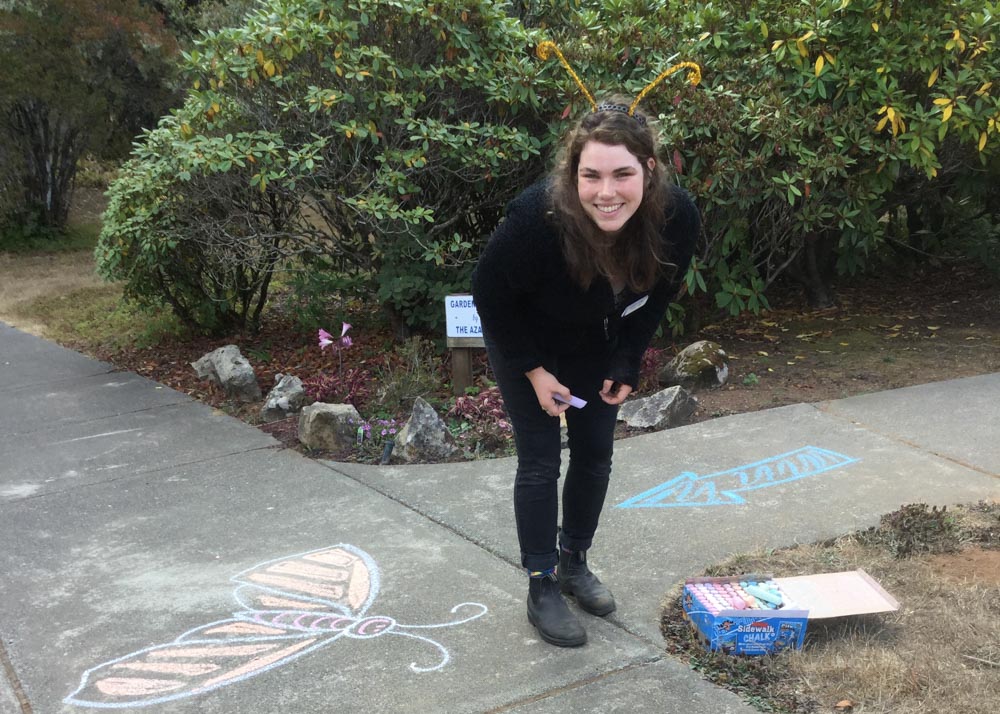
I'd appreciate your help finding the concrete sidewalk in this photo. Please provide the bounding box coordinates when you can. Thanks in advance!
[2,322,997,713]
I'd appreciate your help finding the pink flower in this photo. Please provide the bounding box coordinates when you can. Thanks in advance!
[319,323,352,351]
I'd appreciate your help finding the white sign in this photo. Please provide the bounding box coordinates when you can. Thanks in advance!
[444,294,482,338]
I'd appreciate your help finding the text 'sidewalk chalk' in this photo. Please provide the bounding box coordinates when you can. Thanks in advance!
[617,446,860,508]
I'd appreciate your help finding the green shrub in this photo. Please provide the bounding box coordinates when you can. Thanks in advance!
[98,0,553,333]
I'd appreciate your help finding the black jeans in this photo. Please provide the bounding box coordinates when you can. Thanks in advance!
[485,336,619,572]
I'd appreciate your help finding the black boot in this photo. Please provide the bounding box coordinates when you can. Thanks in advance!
[558,548,616,616]
[527,572,587,647]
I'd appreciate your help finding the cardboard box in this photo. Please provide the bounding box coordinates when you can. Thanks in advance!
[682,569,899,655]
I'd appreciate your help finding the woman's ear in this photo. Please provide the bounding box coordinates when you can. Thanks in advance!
[647,158,656,172]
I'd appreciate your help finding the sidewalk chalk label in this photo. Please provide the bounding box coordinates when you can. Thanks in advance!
[445,294,482,338]
[65,544,488,708]
[616,446,859,509]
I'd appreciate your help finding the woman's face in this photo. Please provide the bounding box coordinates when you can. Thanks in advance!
[576,140,654,235]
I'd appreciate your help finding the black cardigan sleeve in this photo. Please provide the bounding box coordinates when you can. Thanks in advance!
[607,187,700,388]
[471,186,549,376]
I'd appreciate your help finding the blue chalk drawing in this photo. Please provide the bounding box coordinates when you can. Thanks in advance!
[616,446,859,508]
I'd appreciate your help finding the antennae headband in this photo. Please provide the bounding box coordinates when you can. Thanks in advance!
[536,41,701,122]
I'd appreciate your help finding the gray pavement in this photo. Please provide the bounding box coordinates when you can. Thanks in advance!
[1,323,997,713]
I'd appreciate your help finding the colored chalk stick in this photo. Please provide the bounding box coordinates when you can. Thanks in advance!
[744,584,783,606]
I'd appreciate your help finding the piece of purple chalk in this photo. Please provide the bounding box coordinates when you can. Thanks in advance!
[553,394,587,408]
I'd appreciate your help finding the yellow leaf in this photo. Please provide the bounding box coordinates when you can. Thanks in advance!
[799,30,815,42]
[699,31,711,41]
[263,60,276,77]
[335,65,343,77]
[976,81,993,95]
[193,79,200,90]
[979,132,988,151]
[771,39,784,51]
[933,97,952,106]
[796,39,807,57]
[943,105,953,122]
[256,49,264,66]
[757,351,769,357]
[815,55,825,76]
[872,22,879,32]
[886,107,896,120]
[345,129,353,139]
[761,22,768,39]
[211,102,220,113]
[928,67,939,87]
[927,326,940,330]
[823,51,836,65]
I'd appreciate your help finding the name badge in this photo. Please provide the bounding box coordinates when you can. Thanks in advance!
[621,295,649,317]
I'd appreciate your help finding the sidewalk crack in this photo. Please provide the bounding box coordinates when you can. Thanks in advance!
[0,636,33,714]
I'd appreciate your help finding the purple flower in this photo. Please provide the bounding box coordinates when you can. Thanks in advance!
[318,328,334,349]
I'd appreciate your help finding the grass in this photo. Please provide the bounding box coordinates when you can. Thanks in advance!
[0,221,188,350]
[660,502,1000,713]
[0,221,101,254]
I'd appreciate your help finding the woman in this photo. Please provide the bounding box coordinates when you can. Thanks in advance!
[471,100,700,647]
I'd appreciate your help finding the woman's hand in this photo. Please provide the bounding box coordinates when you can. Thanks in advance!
[525,367,571,417]
[599,379,632,405]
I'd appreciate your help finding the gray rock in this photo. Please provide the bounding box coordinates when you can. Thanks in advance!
[618,386,697,429]
[659,340,729,388]
[191,345,262,402]
[397,397,458,462]
[261,373,308,422]
[298,402,362,451]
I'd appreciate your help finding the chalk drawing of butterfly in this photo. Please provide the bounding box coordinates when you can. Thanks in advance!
[65,544,488,709]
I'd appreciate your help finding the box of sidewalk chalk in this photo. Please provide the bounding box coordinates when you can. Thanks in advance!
[682,569,899,656]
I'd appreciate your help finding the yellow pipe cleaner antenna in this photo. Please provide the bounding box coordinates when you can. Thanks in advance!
[536,41,597,112]
[629,62,702,116]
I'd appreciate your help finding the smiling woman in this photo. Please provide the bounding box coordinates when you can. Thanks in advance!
[471,94,701,647]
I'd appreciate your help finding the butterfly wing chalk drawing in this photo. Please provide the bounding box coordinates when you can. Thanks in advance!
[65,544,488,709]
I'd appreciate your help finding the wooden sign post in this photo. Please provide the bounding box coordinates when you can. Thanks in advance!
[444,295,485,396]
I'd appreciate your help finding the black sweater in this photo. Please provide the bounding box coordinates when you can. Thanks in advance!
[471,180,700,388]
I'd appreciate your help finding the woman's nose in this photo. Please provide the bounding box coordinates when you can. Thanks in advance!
[598,178,615,197]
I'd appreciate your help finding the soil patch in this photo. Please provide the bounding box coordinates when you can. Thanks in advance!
[928,547,1000,585]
